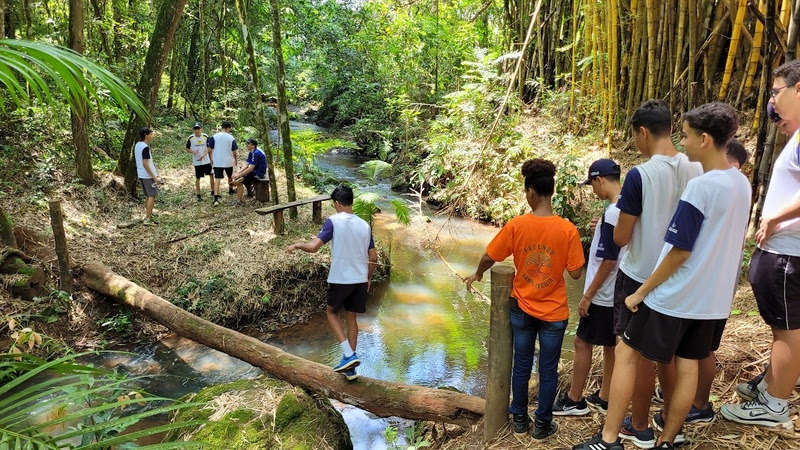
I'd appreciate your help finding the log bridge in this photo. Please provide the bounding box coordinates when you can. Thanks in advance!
[255,194,329,234]
[81,261,485,426]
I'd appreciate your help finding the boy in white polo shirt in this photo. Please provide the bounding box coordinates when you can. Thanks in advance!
[721,59,800,430]
[286,185,378,381]
[553,159,625,417]
[208,120,238,206]
[574,102,751,450]
[611,100,703,448]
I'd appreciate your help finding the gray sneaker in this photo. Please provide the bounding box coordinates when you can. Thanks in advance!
[720,395,792,429]
[735,375,764,402]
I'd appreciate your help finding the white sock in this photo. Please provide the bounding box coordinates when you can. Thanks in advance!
[760,389,788,413]
[757,377,768,393]
[340,340,354,358]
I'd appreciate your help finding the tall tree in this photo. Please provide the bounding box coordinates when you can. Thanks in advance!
[269,0,296,217]
[234,0,278,204]
[69,0,94,185]
[117,0,188,195]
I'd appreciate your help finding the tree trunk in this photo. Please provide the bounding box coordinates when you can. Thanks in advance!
[81,261,485,426]
[268,0,296,217]
[0,207,17,248]
[70,0,94,186]
[117,0,188,196]
[234,0,279,205]
[0,0,5,37]
[48,200,73,294]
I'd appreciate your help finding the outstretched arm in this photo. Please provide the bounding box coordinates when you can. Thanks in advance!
[465,252,496,291]
[287,237,324,254]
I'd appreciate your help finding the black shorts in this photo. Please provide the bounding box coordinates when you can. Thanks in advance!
[242,174,257,188]
[750,248,800,330]
[622,302,727,364]
[213,166,233,179]
[139,178,159,198]
[194,164,212,178]
[613,270,643,336]
[576,303,617,347]
[327,283,368,313]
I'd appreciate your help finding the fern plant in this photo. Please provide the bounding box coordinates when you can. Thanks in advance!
[0,352,204,449]
[352,192,411,227]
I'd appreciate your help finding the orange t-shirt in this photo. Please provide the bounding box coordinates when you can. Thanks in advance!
[486,214,585,321]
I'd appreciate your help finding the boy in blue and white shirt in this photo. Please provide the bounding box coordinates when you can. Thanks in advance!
[185,122,213,202]
[231,137,268,205]
[553,159,625,417]
[574,103,750,450]
[286,185,378,381]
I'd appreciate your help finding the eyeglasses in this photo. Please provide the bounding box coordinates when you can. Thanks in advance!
[771,85,789,99]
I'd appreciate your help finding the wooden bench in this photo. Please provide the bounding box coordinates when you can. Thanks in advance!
[255,194,330,234]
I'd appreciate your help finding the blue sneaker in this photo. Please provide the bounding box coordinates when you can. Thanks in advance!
[333,353,360,372]
[686,403,715,424]
[651,411,686,445]
[618,416,656,449]
[344,368,358,381]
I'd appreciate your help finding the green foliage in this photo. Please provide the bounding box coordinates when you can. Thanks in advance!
[97,312,133,334]
[360,160,393,181]
[0,352,204,449]
[0,40,146,119]
[384,422,431,450]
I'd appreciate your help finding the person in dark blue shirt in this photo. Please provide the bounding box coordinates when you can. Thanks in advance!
[231,137,268,205]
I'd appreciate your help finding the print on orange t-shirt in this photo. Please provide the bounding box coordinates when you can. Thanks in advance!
[486,214,585,322]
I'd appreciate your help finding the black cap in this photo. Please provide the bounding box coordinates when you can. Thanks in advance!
[192,122,202,129]
[767,103,782,122]
[581,158,621,185]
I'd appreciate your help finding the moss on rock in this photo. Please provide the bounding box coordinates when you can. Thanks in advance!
[168,376,352,449]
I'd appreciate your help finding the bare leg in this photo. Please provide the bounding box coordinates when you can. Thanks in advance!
[195,177,201,194]
[208,174,215,192]
[144,197,155,219]
[213,178,221,196]
[601,341,641,443]
[694,352,716,410]
[236,182,244,202]
[345,311,359,352]
[569,336,592,401]
[600,345,616,400]
[326,306,347,343]
[631,358,656,430]
[766,328,800,399]
[659,357,697,444]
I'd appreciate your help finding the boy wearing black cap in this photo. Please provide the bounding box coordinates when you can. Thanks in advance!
[231,137,268,205]
[553,159,625,417]
[185,122,213,202]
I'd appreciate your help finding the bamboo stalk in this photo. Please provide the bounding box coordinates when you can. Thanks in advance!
[745,0,766,94]
[569,0,579,122]
[688,0,697,107]
[672,0,687,111]
[719,0,749,100]
[626,0,642,114]
[646,0,658,98]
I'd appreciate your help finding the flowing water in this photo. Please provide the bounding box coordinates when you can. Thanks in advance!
[18,123,588,448]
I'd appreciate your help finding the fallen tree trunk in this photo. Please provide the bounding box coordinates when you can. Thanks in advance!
[81,261,485,426]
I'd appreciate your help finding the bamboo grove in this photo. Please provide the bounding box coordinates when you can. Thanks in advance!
[506,0,797,136]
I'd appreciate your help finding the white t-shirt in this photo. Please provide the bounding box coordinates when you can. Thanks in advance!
[208,132,238,168]
[317,212,375,284]
[760,131,800,256]
[584,203,626,307]
[186,134,210,166]
[134,141,157,179]
[644,168,751,320]
[617,153,703,282]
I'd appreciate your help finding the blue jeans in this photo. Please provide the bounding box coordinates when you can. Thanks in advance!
[508,302,568,424]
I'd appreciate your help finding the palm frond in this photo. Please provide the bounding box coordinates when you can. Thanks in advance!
[0,40,147,119]
[0,353,202,449]
[359,160,393,181]
[390,199,411,226]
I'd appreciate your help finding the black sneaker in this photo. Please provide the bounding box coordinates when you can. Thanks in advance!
[653,387,664,404]
[553,392,590,416]
[213,196,220,207]
[586,389,609,414]
[532,419,558,440]
[228,187,235,195]
[685,403,715,424]
[651,443,675,449]
[651,411,686,445]
[572,433,624,450]
[196,193,202,202]
[512,413,530,435]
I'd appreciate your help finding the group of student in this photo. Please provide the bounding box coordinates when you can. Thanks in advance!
[133,120,269,224]
[466,59,800,449]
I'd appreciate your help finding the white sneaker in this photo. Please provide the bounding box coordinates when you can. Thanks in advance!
[720,396,792,428]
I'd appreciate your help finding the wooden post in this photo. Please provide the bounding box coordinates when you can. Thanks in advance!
[312,200,322,224]
[484,265,515,443]
[48,200,73,294]
[273,210,285,234]
[255,179,270,203]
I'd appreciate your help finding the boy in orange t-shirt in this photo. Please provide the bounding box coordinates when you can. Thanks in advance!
[466,159,584,441]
